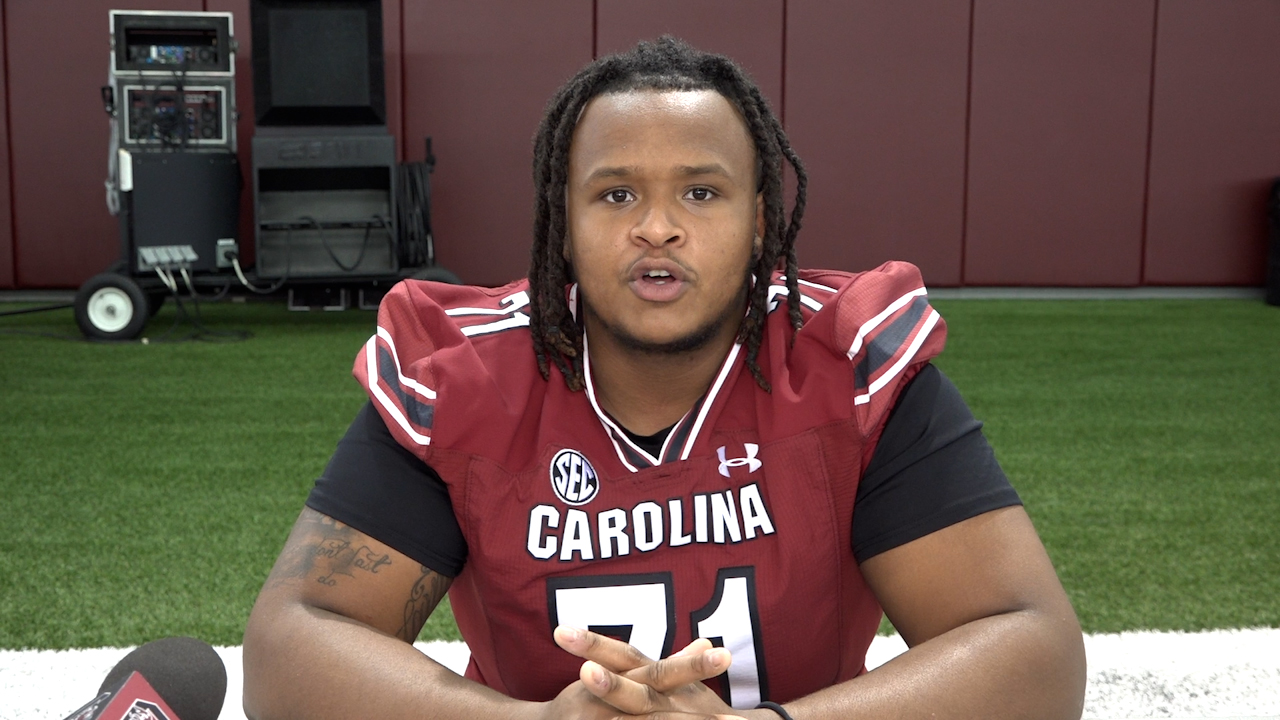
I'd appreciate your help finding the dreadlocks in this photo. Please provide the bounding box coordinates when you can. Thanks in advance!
[528,36,807,392]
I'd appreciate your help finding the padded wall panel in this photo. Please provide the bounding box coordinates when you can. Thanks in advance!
[596,0,783,112]
[401,1,592,286]
[0,4,13,288]
[1143,0,1280,286]
[7,0,202,287]
[964,0,1154,286]
[785,0,969,284]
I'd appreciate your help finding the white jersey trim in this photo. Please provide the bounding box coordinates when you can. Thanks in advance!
[853,308,940,406]
[846,287,929,360]
[582,331,741,472]
[679,342,741,461]
[367,330,433,446]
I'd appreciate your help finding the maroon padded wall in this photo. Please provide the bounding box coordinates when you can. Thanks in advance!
[0,3,13,289]
[785,0,970,285]
[400,1,592,287]
[1143,0,1280,286]
[6,0,202,288]
[2,1,1276,289]
[964,0,1155,286]
[596,0,784,112]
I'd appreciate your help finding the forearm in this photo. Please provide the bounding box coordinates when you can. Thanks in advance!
[242,600,539,720]
[779,608,1086,720]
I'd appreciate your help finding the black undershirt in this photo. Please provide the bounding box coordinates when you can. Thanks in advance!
[307,363,1021,577]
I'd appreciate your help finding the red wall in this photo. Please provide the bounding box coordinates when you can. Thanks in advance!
[597,0,784,112]
[3,1,1277,289]
[1143,0,1280,286]
[0,4,12,289]
[401,1,592,286]
[964,0,1155,286]
[786,0,970,286]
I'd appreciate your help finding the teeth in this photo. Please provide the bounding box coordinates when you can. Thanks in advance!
[646,270,671,278]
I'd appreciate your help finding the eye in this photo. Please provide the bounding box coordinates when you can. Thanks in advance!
[685,187,716,202]
[604,189,634,204]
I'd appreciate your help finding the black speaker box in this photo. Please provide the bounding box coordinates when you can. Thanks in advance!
[251,0,386,127]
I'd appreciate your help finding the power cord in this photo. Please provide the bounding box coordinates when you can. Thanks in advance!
[228,240,289,294]
[301,215,373,273]
[396,137,437,268]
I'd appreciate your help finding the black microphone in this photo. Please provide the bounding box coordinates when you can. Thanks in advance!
[61,637,227,720]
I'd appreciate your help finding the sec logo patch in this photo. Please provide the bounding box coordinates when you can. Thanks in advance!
[550,448,599,506]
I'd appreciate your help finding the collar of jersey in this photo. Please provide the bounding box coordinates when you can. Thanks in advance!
[572,284,742,472]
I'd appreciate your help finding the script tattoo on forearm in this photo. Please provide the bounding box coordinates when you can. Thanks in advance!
[398,565,451,642]
[265,508,393,590]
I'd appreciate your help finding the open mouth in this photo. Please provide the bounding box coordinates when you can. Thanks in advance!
[629,261,686,302]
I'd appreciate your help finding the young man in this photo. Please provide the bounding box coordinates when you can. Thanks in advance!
[243,38,1086,719]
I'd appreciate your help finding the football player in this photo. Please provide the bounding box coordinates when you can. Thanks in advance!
[244,38,1086,720]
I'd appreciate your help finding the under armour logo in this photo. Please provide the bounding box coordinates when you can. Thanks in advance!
[717,444,762,477]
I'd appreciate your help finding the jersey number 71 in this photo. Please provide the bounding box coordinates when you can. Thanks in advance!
[547,566,768,707]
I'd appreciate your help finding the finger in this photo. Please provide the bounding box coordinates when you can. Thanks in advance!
[670,637,714,658]
[580,659,668,715]
[640,707,747,712]
[554,625,654,672]
[628,647,732,694]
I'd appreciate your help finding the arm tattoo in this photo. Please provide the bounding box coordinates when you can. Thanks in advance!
[264,508,393,590]
[398,565,451,642]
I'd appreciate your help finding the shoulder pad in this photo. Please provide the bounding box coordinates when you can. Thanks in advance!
[825,262,947,430]
[352,279,534,452]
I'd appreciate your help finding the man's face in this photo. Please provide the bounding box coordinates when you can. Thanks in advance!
[565,89,763,354]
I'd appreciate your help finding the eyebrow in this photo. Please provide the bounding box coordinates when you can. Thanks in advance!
[583,163,732,183]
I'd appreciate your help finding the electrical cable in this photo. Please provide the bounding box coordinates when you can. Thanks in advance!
[395,138,436,269]
[373,213,395,266]
[232,255,287,294]
[154,266,178,293]
[0,303,74,318]
[179,266,231,301]
[230,223,290,294]
[302,215,371,273]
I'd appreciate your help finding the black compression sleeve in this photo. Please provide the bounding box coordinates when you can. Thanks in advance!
[852,364,1022,563]
[306,402,468,577]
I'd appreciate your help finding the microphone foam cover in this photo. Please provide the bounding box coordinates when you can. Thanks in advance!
[99,637,227,720]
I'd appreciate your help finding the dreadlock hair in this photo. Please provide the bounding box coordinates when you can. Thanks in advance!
[528,36,808,393]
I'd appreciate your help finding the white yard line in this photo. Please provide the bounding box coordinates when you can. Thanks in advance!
[2,630,1278,719]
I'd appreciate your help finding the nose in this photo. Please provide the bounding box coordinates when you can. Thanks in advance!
[631,199,685,248]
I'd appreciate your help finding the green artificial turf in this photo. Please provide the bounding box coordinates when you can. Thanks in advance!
[931,299,1280,634]
[1,297,1277,649]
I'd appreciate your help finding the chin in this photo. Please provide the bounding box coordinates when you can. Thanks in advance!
[611,320,725,356]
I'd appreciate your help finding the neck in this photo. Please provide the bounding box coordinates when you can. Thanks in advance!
[585,320,738,437]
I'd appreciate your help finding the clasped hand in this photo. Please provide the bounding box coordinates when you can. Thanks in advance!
[542,625,750,720]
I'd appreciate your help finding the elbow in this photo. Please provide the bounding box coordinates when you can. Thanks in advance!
[1026,603,1087,720]
[241,593,299,720]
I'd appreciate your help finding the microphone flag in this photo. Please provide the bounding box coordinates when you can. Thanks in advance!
[61,672,182,720]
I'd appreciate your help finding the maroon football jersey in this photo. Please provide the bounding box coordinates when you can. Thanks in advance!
[354,262,946,707]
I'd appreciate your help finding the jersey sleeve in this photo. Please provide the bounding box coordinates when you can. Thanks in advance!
[351,278,535,461]
[828,261,947,435]
[306,402,469,577]
[352,280,450,453]
[851,364,1023,562]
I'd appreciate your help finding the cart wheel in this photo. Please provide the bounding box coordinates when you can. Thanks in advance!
[146,290,168,317]
[74,273,149,341]
[411,265,462,285]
